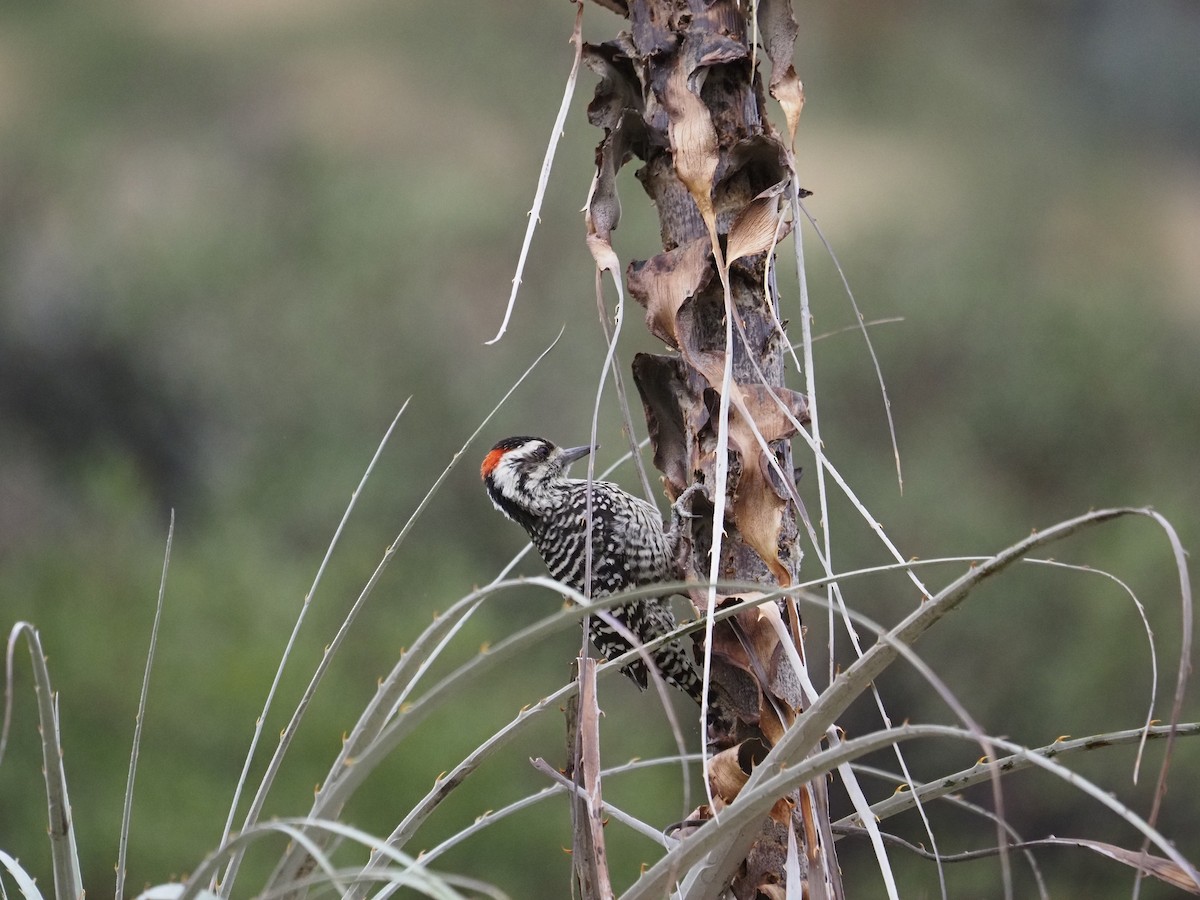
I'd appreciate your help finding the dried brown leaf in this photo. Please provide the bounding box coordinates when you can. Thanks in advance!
[703,592,802,736]
[705,630,768,725]
[758,698,788,747]
[709,739,770,808]
[752,603,804,716]
[685,347,727,397]
[704,595,771,721]
[661,60,718,226]
[631,353,711,497]
[586,232,621,275]
[726,181,793,265]
[627,237,713,348]
[771,68,805,148]
[768,795,795,827]
[709,744,751,807]
[726,386,809,584]
[736,600,800,732]
[584,117,631,252]
[737,599,785,666]
[690,28,749,71]
[583,38,649,258]
[740,384,810,443]
[730,469,789,582]
[756,0,805,146]
[715,135,790,199]
[582,38,642,133]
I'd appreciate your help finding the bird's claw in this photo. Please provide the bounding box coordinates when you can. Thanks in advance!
[673,482,710,519]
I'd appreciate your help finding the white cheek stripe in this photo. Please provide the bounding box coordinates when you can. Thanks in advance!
[491,463,523,499]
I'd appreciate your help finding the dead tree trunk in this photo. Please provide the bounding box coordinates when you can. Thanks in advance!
[584,1,830,896]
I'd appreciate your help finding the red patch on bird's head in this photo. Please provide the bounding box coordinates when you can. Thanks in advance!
[480,447,507,480]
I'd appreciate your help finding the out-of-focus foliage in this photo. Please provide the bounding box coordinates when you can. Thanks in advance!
[0,1,1196,898]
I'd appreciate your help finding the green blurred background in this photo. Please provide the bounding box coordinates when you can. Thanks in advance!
[1,0,1197,897]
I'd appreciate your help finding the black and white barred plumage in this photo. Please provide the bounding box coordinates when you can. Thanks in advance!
[481,436,702,702]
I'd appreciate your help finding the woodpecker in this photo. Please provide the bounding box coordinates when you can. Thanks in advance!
[481,436,703,703]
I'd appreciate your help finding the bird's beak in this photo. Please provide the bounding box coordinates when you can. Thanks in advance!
[559,444,594,466]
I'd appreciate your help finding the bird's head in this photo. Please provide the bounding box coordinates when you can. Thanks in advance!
[481,436,592,522]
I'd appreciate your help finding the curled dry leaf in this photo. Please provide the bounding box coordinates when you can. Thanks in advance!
[725,385,809,585]
[714,135,791,204]
[649,21,751,227]
[755,0,805,147]
[627,236,713,348]
[660,368,810,586]
[771,69,805,148]
[707,593,802,744]
[709,743,752,808]
[709,739,771,809]
[726,180,793,265]
[661,59,719,227]
[583,37,643,135]
[583,114,630,270]
[584,137,623,249]
[742,599,802,714]
[585,230,621,275]
[582,38,648,269]
[630,353,708,497]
